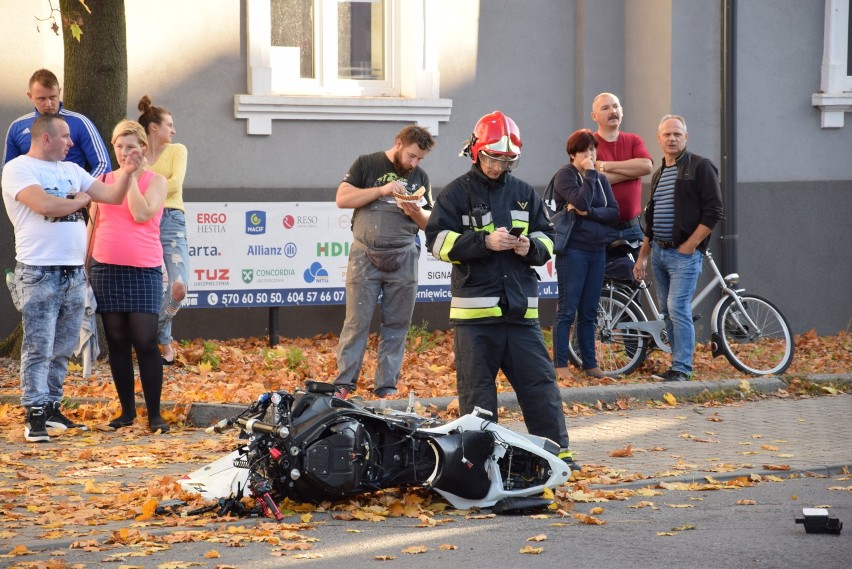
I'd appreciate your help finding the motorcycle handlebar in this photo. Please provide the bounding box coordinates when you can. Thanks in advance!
[205,418,233,434]
[205,416,290,439]
[237,417,290,438]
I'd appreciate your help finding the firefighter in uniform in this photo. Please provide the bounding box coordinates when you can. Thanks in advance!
[425,111,579,471]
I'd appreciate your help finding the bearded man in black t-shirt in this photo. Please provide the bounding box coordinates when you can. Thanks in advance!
[332,126,435,399]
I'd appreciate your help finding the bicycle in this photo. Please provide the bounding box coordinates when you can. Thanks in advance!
[567,240,795,376]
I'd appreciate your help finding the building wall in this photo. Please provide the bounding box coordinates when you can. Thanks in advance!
[1,0,849,342]
[734,0,852,334]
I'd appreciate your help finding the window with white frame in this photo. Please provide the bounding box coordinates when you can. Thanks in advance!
[813,0,852,128]
[236,0,452,135]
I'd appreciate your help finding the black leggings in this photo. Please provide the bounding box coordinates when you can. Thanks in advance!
[101,312,163,422]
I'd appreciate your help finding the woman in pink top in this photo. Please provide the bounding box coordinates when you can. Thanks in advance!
[90,120,168,433]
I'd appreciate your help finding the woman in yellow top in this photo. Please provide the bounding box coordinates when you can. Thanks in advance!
[137,95,188,365]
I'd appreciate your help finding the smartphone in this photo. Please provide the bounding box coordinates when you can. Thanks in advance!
[508,227,524,238]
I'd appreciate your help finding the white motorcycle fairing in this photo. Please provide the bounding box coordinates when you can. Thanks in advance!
[418,411,570,509]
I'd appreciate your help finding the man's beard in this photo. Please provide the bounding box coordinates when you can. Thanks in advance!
[392,150,413,176]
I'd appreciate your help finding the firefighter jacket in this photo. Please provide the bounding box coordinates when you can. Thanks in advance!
[425,165,555,324]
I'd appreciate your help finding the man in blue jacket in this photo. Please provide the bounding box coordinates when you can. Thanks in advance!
[4,69,111,176]
[633,114,724,382]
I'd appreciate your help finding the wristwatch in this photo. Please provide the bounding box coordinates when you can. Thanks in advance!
[598,162,606,173]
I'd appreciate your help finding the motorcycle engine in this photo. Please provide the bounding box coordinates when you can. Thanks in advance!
[295,418,372,498]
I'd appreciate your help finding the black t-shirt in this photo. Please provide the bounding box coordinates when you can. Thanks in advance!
[344,151,431,248]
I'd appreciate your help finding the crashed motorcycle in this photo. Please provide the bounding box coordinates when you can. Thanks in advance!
[179,381,571,519]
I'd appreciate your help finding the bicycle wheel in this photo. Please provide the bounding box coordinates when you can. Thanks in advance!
[715,294,794,375]
[568,290,649,376]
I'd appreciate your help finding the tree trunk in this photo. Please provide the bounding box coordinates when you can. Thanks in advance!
[0,323,23,359]
[60,0,128,165]
[0,2,127,360]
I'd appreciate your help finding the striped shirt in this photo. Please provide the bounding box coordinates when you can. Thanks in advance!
[652,164,677,242]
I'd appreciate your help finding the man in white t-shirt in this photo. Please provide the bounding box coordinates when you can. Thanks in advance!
[2,114,142,442]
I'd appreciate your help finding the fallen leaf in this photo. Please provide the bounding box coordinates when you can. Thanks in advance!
[527,534,547,542]
[4,545,33,556]
[609,444,634,458]
[519,545,543,554]
[439,544,458,550]
[402,545,428,554]
[374,555,397,560]
[573,513,605,525]
[663,392,677,406]
[629,501,659,510]
[762,464,791,471]
[736,500,757,505]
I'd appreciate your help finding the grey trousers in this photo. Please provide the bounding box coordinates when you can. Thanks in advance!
[334,244,419,393]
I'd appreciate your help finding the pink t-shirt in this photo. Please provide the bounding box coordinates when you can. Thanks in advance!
[594,131,653,221]
[91,170,163,267]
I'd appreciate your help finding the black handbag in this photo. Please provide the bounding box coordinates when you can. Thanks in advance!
[544,172,577,255]
[551,208,576,255]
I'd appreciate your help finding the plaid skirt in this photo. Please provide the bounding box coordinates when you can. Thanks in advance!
[89,261,162,314]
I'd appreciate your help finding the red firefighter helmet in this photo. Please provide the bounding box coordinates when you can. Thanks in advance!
[462,111,522,165]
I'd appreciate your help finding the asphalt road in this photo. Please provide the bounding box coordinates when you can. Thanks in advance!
[2,395,850,569]
[6,477,848,569]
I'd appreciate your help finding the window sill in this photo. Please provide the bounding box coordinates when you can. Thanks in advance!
[234,95,453,135]
[812,92,852,128]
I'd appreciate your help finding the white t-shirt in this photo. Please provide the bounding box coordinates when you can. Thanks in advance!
[2,155,95,265]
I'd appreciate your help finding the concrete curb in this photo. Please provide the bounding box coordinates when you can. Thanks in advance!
[185,374,850,427]
[1,374,849,428]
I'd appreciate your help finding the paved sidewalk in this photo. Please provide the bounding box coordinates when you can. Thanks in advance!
[181,375,852,484]
[562,394,852,484]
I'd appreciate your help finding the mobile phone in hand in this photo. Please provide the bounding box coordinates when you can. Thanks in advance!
[508,227,524,238]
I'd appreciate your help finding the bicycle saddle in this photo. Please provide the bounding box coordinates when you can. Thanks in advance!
[607,238,641,252]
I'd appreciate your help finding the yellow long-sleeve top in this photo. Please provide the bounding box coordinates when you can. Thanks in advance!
[149,143,187,211]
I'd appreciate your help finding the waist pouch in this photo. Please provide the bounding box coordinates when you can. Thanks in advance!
[366,245,410,272]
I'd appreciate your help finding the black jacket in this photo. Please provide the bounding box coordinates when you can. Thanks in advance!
[644,150,724,252]
[425,166,554,324]
[552,164,620,251]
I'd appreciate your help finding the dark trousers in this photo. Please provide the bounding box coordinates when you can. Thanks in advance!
[454,322,569,448]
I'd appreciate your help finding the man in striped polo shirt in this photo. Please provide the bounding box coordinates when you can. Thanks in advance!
[632,115,723,382]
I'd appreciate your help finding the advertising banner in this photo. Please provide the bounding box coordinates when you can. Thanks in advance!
[183,202,558,308]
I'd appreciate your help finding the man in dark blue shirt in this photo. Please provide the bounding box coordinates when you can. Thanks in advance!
[4,69,111,176]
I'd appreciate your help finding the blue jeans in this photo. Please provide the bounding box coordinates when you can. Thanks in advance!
[157,209,189,346]
[335,244,419,392]
[605,222,644,249]
[552,247,606,369]
[651,245,703,373]
[16,265,87,407]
